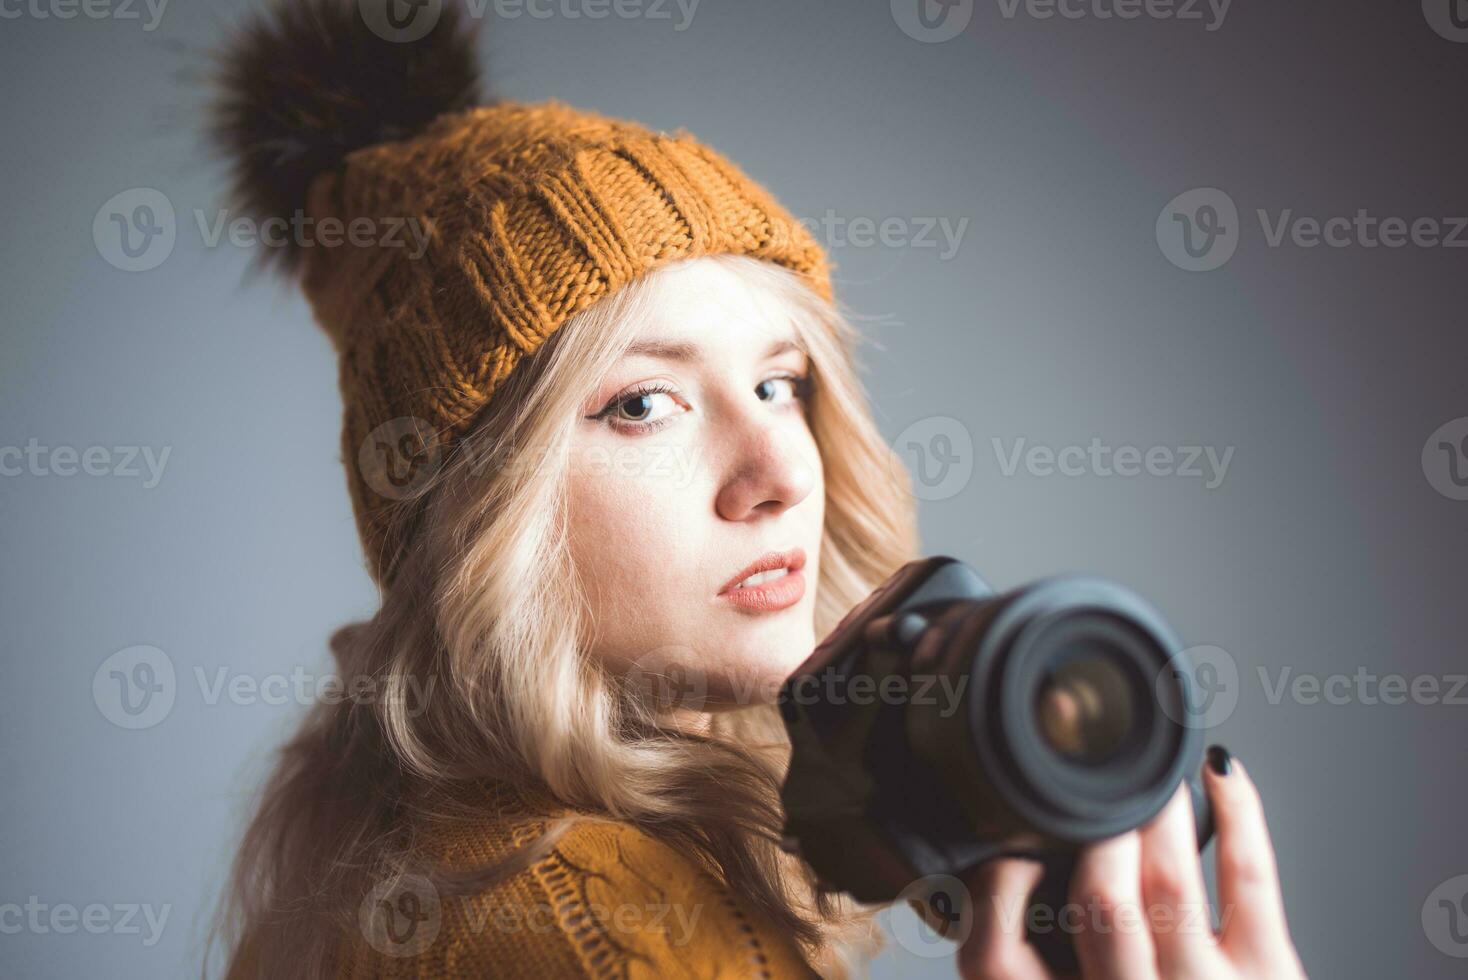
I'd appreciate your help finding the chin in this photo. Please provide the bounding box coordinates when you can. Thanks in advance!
[699,643,803,708]
[754,633,816,683]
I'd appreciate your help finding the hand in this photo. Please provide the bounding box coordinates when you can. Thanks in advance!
[955,746,1307,979]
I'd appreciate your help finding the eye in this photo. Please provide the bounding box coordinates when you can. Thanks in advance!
[591,382,684,433]
[757,373,813,406]
[588,372,813,436]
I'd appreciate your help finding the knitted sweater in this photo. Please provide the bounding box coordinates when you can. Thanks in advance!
[333,782,824,979]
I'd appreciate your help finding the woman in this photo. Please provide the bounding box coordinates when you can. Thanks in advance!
[208,3,1308,977]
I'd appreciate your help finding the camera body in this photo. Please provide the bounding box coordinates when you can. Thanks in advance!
[777,556,1213,969]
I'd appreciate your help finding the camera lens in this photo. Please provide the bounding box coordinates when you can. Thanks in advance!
[1035,651,1137,765]
[1013,612,1155,781]
[952,577,1196,843]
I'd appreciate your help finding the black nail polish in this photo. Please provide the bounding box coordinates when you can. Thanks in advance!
[1206,744,1233,776]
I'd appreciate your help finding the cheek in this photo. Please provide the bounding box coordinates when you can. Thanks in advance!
[569,479,658,577]
[565,459,702,643]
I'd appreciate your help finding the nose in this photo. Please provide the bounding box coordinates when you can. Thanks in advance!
[714,415,819,522]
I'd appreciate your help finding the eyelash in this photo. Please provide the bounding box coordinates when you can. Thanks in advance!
[592,373,814,434]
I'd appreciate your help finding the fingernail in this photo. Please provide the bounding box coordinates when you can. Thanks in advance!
[1206,744,1233,776]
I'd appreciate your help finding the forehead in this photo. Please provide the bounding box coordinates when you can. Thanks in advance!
[626,258,800,359]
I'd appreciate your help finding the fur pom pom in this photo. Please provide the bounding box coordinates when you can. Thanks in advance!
[210,0,484,273]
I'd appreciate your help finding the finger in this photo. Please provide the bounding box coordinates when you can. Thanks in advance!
[959,858,1052,980]
[1137,781,1221,975]
[1204,746,1296,966]
[1068,831,1157,980]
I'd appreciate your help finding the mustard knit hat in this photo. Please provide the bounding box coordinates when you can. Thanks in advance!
[211,0,834,583]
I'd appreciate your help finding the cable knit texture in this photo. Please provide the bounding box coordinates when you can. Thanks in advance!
[297,99,833,583]
[334,782,822,978]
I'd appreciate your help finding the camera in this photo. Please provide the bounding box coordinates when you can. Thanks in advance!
[777,556,1214,971]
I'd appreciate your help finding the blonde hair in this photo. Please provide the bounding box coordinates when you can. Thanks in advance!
[211,253,921,978]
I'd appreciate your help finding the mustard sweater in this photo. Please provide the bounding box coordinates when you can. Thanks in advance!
[333,783,824,978]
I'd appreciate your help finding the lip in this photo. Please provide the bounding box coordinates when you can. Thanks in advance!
[715,547,808,612]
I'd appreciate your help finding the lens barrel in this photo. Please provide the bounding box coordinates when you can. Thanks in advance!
[780,556,1211,901]
[904,575,1201,846]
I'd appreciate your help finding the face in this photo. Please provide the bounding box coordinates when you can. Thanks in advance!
[565,257,825,714]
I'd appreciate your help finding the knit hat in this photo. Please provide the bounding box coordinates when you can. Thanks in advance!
[211,0,834,583]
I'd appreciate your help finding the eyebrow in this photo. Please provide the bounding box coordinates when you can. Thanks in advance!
[622,337,803,361]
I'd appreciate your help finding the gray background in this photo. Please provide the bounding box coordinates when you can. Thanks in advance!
[2,0,1465,977]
